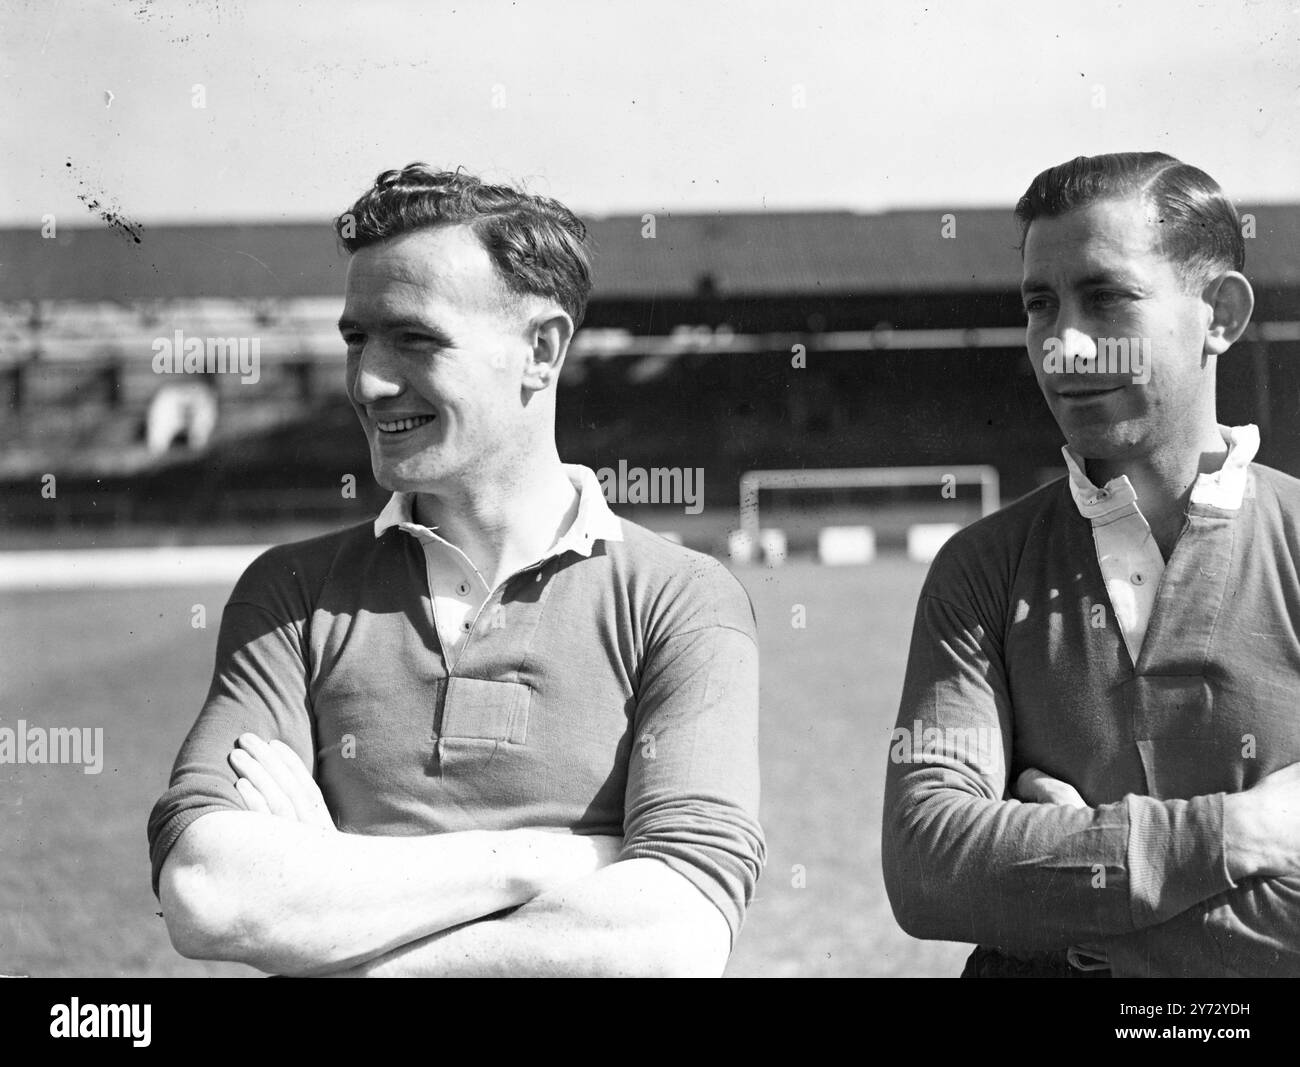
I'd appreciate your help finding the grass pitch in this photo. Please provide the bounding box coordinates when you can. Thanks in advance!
[0,560,969,977]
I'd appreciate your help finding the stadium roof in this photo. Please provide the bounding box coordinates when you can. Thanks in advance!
[4,205,1299,303]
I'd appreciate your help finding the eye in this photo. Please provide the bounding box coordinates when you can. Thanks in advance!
[1091,290,1127,308]
[1022,297,1051,315]
[341,331,364,348]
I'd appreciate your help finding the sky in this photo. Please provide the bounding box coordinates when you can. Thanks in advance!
[3,0,1299,228]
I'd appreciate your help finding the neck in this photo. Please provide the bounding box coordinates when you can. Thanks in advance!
[414,449,578,588]
[1084,421,1228,558]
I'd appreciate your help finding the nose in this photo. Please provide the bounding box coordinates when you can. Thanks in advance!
[1056,321,1097,367]
[348,340,404,407]
[1035,307,1098,378]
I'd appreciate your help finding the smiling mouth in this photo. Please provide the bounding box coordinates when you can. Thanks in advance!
[375,414,436,434]
[1056,385,1125,399]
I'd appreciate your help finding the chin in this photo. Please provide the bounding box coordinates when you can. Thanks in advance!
[378,473,443,496]
[371,458,443,495]
[1060,422,1142,463]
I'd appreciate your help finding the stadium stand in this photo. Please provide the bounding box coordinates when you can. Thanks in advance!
[2,209,1298,549]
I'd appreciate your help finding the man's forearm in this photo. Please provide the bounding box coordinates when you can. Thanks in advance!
[159,811,611,975]
[883,775,1233,950]
[329,858,732,978]
[1100,874,1300,977]
[1094,786,1300,976]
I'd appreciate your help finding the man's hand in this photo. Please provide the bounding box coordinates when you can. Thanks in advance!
[1015,768,1087,808]
[1223,761,1300,881]
[229,734,336,831]
[155,734,627,973]
[227,732,622,879]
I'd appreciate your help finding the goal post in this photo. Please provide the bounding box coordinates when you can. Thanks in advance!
[737,465,1001,546]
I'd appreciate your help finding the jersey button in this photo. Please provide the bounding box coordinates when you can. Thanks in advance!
[456,581,471,596]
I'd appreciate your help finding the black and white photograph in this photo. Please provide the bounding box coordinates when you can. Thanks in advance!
[1,0,1298,1036]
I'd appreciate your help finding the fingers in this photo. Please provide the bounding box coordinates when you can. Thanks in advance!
[268,738,335,829]
[229,734,334,829]
[1014,768,1047,800]
[269,738,318,793]
[235,776,271,814]
[1016,767,1087,808]
[229,737,297,819]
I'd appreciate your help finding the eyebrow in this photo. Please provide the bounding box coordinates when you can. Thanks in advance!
[337,316,453,345]
[1020,270,1141,297]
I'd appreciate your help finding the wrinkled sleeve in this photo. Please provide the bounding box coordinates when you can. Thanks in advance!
[1102,875,1300,977]
[146,551,316,896]
[882,572,1233,953]
[618,559,765,946]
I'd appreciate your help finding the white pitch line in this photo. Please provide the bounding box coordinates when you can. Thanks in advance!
[0,546,272,590]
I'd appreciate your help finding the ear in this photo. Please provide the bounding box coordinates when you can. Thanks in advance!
[521,309,574,394]
[1202,271,1254,357]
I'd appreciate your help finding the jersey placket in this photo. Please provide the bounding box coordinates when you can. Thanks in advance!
[1126,502,1239,798]
[1082,484,1165,669]
[407,533,561,770]
[416,535,493,672]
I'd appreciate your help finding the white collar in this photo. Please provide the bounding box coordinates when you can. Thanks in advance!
[372,463,624,559]
[1062,424,1259,517]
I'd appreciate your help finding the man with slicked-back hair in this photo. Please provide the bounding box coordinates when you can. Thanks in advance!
[147,165,765,977]
[884,152,1300,977]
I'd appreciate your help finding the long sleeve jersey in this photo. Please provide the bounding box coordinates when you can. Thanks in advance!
[882,462,1300,976]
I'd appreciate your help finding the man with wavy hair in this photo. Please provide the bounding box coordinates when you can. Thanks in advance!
[148,165,764,977]
[883,152,1300,977]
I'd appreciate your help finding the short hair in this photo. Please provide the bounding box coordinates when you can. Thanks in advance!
[1014,152,1245,288]
[337,164,594,327]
